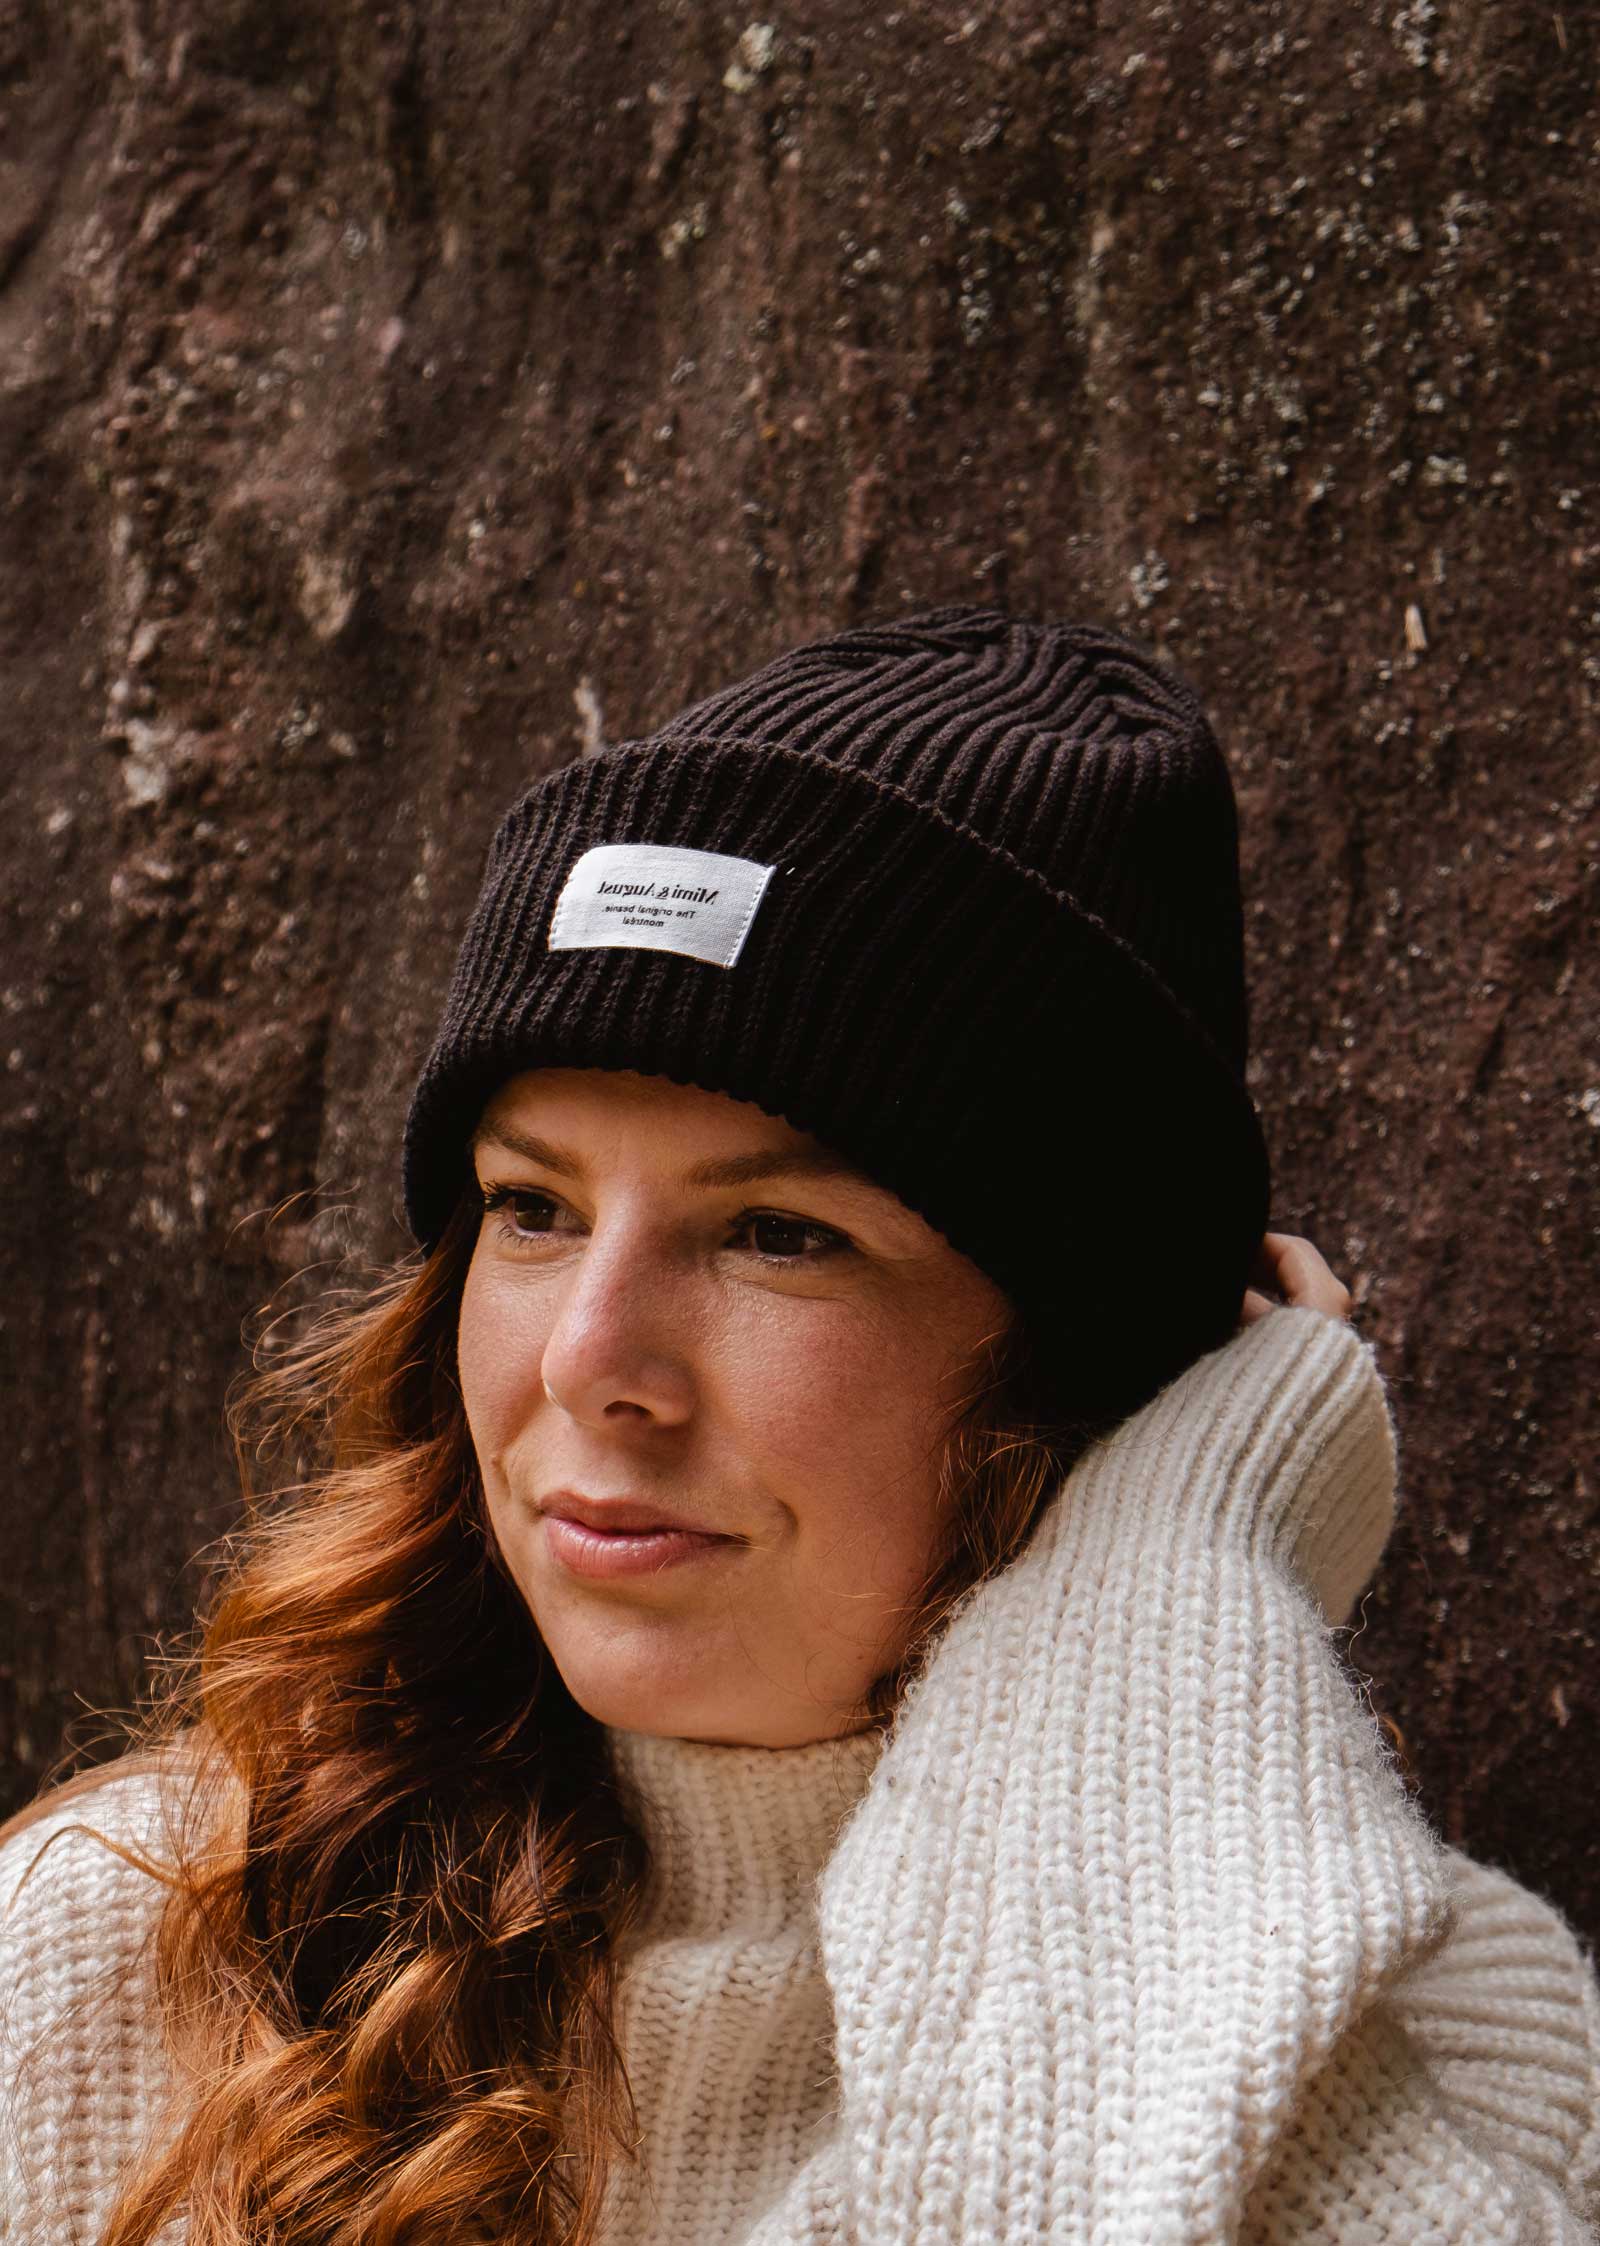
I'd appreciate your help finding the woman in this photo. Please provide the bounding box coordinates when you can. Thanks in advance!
[3,606,1598,2245]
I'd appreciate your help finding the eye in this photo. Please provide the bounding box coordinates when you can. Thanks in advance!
[474,1184,850,1266]
[477,1185,577,1245]
[731,1210,849,1263]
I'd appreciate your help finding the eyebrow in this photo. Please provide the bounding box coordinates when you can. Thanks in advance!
[470,1121,878,1194]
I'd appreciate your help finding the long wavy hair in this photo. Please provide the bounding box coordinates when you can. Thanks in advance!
[2,1177,1124,2246]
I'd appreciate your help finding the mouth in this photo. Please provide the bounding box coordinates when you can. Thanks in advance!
[538,1490,737,1538]
[539,1511,745,1583]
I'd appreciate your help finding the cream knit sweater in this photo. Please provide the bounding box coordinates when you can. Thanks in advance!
[4,1307,1599,2243]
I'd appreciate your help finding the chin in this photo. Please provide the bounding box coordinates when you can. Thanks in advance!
[542,1627,742,1740]
[534,1609,871,1748]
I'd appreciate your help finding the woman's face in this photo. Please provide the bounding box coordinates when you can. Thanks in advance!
[457,1066,1013,1748]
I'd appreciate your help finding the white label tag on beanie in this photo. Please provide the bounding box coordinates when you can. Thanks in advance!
[548,842,776,968]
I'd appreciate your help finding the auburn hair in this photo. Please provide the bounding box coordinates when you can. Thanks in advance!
[2,1182,1117,2246]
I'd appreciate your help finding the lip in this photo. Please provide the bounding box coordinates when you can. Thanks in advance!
[540,1515,744,1582]
[538,1490,729,1536]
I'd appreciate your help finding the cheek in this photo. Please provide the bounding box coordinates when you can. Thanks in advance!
[744,1305,955,1556]
[456,1248,548,1468]
[759,1268,1007,1599]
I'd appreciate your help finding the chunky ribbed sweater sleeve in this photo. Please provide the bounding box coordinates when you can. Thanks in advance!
[746,1304,1600,2245]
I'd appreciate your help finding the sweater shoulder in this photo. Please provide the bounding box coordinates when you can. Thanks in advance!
[1389,1841,1600,2218]
[0,1758,186,1956]
[0,1758,203,2241]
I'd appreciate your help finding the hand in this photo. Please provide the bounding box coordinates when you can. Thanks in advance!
[1240,1230,1354,1327]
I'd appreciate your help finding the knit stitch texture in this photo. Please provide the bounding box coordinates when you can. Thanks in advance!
[4,1309,1598,2244]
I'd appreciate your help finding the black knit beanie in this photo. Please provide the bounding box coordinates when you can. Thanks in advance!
[402,604,1271,1424]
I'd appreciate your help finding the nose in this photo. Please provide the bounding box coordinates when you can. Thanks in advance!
[537,1216,697,1431]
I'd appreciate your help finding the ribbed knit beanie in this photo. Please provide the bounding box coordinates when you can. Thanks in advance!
[402,604,1271,1424]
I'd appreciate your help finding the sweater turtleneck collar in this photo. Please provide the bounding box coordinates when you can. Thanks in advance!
[603,1720,887,1943]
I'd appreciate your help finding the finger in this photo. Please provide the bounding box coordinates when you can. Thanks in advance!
[1261,1231,1354,1319]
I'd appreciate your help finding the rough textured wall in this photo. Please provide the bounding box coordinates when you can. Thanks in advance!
[2,0,1596,1930]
